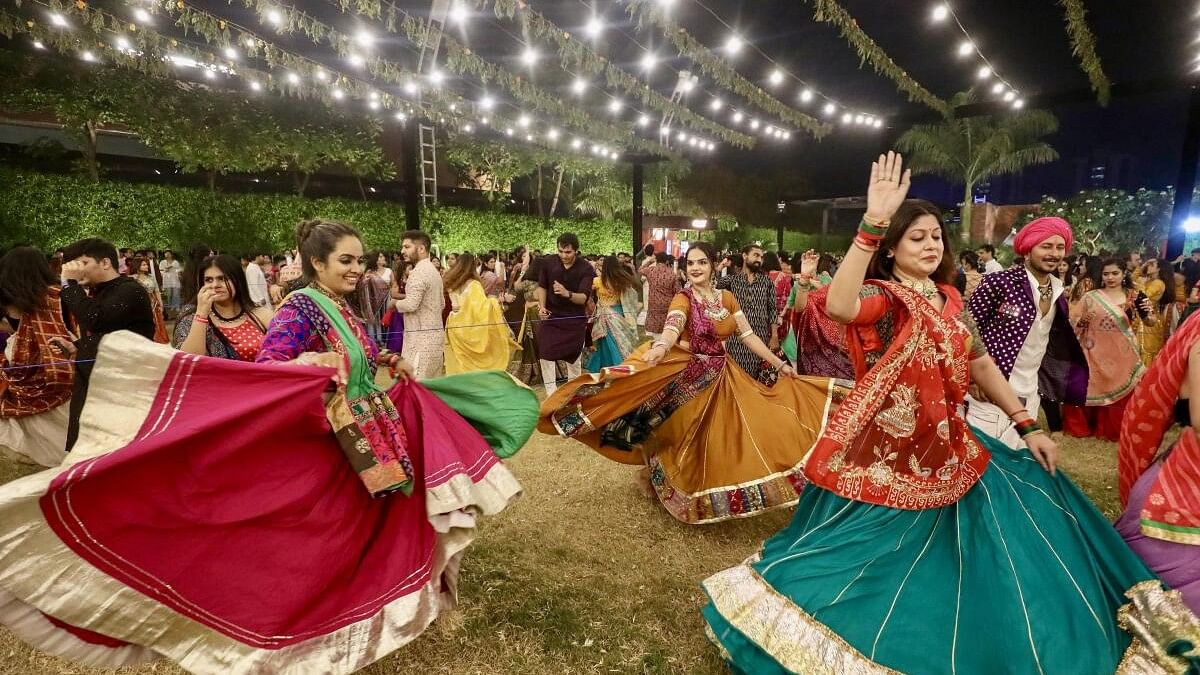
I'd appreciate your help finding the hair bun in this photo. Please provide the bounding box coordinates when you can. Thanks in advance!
[295,219,322,248]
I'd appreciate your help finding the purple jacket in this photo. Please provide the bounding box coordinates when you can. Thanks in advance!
[967,266,1089,405]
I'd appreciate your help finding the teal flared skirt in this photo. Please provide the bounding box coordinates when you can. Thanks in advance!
[702,431,1157,674]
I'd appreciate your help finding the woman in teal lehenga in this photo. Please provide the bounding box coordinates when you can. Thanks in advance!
[702,153,1199,674]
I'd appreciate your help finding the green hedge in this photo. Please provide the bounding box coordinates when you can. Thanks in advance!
[0,167,632,254]
[716,225,852,254]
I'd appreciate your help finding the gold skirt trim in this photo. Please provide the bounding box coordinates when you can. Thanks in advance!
[702,558,901,675]
[1116,580,1200,674]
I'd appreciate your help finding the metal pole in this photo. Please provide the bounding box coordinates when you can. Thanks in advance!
[400,121,421,231]
[1168,85,1200,259]
[632,162,645,254]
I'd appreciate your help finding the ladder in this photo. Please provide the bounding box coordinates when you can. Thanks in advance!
[414,0,448,205]
[419,123,437,205]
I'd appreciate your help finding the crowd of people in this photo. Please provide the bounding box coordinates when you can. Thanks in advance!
[0,151,1195,673]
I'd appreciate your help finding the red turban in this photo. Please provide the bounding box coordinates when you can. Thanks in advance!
[1012,217,1073,256]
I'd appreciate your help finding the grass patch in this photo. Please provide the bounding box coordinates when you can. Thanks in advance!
[0,424,1132,674]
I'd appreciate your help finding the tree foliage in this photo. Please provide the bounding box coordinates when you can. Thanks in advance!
[896,91,1059,238]
[1017,188,1174,255]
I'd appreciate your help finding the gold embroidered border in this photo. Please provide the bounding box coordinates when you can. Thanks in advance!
[703,563,900,675]
[1116,580,1200,674]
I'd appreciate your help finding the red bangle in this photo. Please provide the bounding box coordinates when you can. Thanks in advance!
[193,315,210,325]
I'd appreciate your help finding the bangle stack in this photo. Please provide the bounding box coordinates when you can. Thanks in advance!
[193,315,210,325]
[1014,417,1044,438]
[854,216,890,252]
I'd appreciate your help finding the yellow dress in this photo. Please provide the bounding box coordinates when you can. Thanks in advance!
[540,289,845,524]
[1138,279,1165,366]
[444,280,517,374]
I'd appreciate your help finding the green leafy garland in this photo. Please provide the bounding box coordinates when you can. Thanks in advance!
[1058,0,1110,106]
[306,0,755,147]
[476,0,764,144]
[148,0,678,158]
[621,0,831,138]
[806,0,952,117]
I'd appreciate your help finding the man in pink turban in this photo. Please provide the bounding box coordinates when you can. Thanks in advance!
[965,217,1088,448]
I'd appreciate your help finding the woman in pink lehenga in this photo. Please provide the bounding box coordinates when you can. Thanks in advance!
[0,219,537,674]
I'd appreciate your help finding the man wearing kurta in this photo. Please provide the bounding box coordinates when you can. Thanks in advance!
[393,230,446,380]
[536,233,596,394]
[716,244,779,380]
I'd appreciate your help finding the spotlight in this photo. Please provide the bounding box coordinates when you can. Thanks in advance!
[725,34,743,55]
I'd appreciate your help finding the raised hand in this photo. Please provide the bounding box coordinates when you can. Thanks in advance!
[800,249,819,276]
[865,151,912,223]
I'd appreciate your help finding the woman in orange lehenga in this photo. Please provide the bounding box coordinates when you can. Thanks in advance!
[539,241,842,525]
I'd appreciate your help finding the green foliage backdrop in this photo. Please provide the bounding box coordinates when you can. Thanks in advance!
[0,168,631,254]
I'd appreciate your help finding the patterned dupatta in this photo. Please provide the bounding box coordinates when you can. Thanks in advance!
[294,288,415,498]
[0,285,73,417]
[1118,313,1200,544]
[805,281,991,510]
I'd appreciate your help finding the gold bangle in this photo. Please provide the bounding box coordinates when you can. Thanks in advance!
[862,213,891,228]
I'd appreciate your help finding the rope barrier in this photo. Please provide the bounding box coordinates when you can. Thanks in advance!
[0,310,645,372]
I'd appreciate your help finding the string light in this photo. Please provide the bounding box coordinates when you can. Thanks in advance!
[854,113,865,124]
[637,114,650,127]
[873,119,884,128]
[823,102,837,116]
[571,138,582,149]
[49,12,68,27]
[479,95,495,110]
[449,3,468,24]
[518,114,532,128]
[841,112,852,124]
[80,50,96,62]
[571,78,587,95]
[956,40,974,57]
[463,123,474,132]
[799,89,813,103]
[116,37,132,52]
[368,99,380,110]
[347,53,365,68]
[732,111,744,123]
[32,40,45,49]
[991,82,1005,94]
[202,68,215,80]
[608,98,623,114]
[249,80,262,91]
[314,69,328,82]
[355,30,374,48]
[976,66,991,79]
[640,53,657,71]
[224,47,239,60]
[133,8,152,24]
[526,134,534,142]
[749,118,760,129]
[768,69,784,86]
[395,112,407,121]
[332,88,345,100]
[521,47,538,66]
[505,128,514,136]
[724,34,743,55]
[547,128,560,141]
[265,9,283,26]
[428,70,445,86]
[931,4,949,22]
[479,116,488,125]
[584,17,603,38]
[404,80,418,94]
[1002,90,1016,102]
[710,98,723,111]
[677,131,688,141]
[286,72,301,85]
[1012,98,1026,109]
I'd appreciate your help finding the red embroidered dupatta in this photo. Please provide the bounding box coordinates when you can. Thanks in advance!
[804,281,990,509]
[1118,314,1200,544]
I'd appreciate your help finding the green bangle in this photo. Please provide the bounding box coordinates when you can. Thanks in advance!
[859,220,888,237]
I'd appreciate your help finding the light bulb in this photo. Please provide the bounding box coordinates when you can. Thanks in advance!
[608,98,623,113]
[841,112,853,124]
[783,131,792,139]
[732,111,744,123]
[479,116,489,125]
[677,131,688,141]
[931,4,949,22]
[572,78,587,95]
[799,89,813,103]
[584,17,603,38]
[547,128,560,140]
[873,119,883,128]
[224,47,238,60]
[855,114,865,124]
[266,9,283,25]
[526,134,533,142]
[977,65,991,79]
[355,30,374,48]
[749,118,760,129]
[32,40,45,49]
[368,99,380,110]
[348,53,365,68]
[404,80,418,94]
[249,80,262,91]
[518,114,531,128]
[429,70,444,85]
[480,95,495,110]
[315,69,328,82]
[395,112,407,121]
[505,128,514,136]
[116,37,132,51]
[521,47,538,66]
[710,98,723,111]
[725,34,743,55]
[1013,98,1025,109]
[49,12,68,27]
[287,72,301,84]
[641,53,657,71]
[957,40,974,57]
[332,88,345,100]
[637,114,650,127]
[1003,90,1016,102]
[823,102,836,116]
[768,69,784,86]
[80,51,96,62]
[134,8,152,23]
[991,82,1005,94]
[659,126,671,135]
[571,138,582,149]
[463,123,474,133]
[203,68,215,80]
[449,4,468,24]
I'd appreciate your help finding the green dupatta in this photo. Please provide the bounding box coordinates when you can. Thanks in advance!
[296,287,414,497]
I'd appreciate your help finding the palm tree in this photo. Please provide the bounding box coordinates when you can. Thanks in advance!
[896,91,1059,242]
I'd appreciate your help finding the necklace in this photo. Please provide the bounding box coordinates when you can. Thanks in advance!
[1037,280,1053,303]
[693,287,730,322]
[211,304,245,322]
[893,275,938,301]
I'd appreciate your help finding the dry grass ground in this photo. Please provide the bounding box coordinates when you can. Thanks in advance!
[0,428,1131,675]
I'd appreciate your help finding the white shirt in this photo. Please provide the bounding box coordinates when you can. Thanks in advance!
[160,259,181,289]
[1008,269,1064,396]
[984,259,1005,274]
[245,261,270,308]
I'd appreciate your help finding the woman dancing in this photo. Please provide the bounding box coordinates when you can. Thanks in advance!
[443,253,517,374]
[586,254,641,372]
[173,254,273,361]
[0,219,538,674]
[701,153,1193,674]
[0,247,73,467]
[540,242,841,525]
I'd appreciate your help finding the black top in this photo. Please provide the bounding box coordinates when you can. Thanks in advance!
[60,275,156,380]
